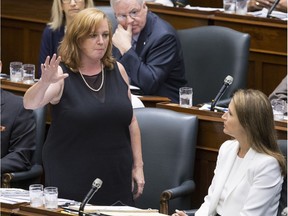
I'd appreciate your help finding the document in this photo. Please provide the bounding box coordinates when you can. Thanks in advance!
[0,188,30,204]
[67,205,167,216]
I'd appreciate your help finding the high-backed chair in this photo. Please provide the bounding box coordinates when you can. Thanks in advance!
[2,106,47,189]
[98,6,117,32]
[134,108,198,215]
[177,26,250,107]
[277,140,287,216]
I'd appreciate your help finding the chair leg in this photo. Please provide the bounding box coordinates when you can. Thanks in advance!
[160,199,169,214]
[2,173,12,188]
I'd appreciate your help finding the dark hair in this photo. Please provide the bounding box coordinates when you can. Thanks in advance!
[232,89,286,175]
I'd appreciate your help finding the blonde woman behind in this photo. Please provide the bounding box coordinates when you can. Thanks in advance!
[173,89,286,216]
[38,0,94,77]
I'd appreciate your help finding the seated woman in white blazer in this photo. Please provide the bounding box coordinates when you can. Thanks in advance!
[173,89,286,216]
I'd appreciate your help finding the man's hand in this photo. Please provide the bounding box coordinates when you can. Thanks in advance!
[112,24,133,55]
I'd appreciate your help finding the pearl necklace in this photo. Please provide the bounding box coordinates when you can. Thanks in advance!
[79,64,104,92]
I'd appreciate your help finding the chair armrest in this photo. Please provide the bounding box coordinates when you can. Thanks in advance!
[160,180,196,214]
[161,179,196,200]
[2,164,43,188]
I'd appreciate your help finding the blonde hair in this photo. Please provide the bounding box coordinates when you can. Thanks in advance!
[48,0,95,30]
[58,8,115,71]
[232,89,286,176]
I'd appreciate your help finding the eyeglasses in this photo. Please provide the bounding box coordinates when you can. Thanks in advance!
[62,0,83,4]
[115,7,142,21]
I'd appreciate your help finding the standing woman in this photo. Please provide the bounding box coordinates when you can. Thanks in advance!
[173,89,286,216]
[38,0,94,77]
[24,8,145,205]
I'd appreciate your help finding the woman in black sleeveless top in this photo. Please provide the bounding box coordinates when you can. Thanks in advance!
[23,8,145,206]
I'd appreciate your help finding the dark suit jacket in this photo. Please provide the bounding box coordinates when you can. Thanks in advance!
[1,89,36,174]
[113,11,187,103]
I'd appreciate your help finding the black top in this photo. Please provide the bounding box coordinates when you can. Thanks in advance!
[43,63,134,205]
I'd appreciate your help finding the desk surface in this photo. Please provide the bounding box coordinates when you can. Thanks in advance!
[157,102,288,138]
[0,203,168,216]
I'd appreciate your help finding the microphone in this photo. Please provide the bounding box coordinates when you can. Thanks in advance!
[266,0,280,18]
[210,75,233,111]
[266,0,281,18]
[79,178,103,216]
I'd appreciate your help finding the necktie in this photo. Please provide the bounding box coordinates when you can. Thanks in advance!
[132,39,137,50]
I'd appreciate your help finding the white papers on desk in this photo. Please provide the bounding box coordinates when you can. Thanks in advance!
[154,0,174,7]
[248,8,288,20]
[0,188,30,204]
[68,205,167,215]
[184,5,223,11]
[0,188,76,206]
[199,103,228,112]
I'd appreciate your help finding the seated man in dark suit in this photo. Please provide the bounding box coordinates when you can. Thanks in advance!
[1,89,36,174]
[110,0,187,103]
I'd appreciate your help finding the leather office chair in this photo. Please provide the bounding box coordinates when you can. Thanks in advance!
[184,139,288,216]
[134,108,198,215]
[277,139,287,216]
[177,26,250,107]
[1,106,47,189]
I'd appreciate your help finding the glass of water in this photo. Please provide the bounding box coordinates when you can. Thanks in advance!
[179,87,193,108]
[223,0,236,13]
[10,61,23,82]
[29,184,44,207]
[22,64,35,84]
[44,187,58,209]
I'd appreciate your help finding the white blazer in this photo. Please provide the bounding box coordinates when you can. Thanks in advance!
[196,140,283,216]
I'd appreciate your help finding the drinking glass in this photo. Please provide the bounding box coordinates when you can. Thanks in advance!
[179,87,193,108]
[22,64,35,84]
[44,187,58,209]
[29,184,44,207]
[10,62,23,82]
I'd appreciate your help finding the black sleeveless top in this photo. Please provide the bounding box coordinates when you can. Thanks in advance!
[43,62,134,205]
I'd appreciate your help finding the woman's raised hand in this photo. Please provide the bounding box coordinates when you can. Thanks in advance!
[40,54,68,84]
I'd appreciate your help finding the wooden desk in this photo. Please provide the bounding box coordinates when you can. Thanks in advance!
[0,203,168,216]
[0,205,64,216]
[156,102,288,207]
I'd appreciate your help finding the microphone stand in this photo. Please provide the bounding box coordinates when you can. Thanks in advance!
[79,189,99,216]
[62,207,100,216]
[266,0,281,18]
[210,76,233,111]
[79,178,103,216]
